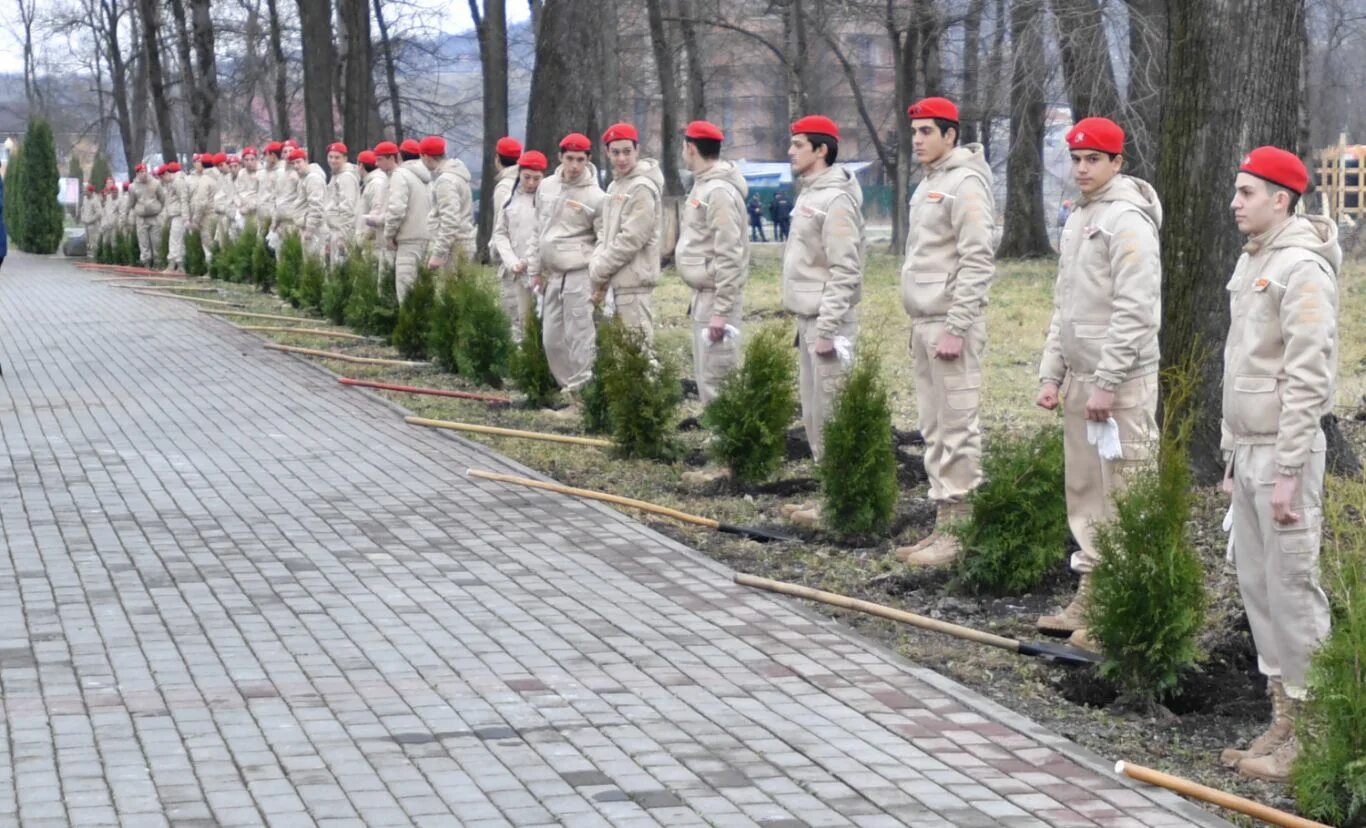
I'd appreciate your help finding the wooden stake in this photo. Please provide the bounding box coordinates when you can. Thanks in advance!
[199,309,322,324]
[1115,762,1330,828]
[407,418,611,447]
[131,290,241,307]
[467,469,713,525]
[339,377,511,403]
[263,343,430,367]
[236,325,368,340]
[111,283,219,292]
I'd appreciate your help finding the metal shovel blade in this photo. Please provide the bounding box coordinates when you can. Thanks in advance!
[716,522,796,543]
[1015,638,1104,665]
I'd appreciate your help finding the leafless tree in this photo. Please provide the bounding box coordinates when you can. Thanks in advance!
[997,0,1052,258]
[471,0,510,259]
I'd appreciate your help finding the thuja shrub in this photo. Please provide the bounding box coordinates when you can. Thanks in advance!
[157,223,170,269]
[320,258,353,325]
[453,273,513,386]
[702,323,797,484]
[510,308,558,408]
[1293,475,1366,827]
[596,318,681,461]
[120,229,138,265]
[952,427,1068,595]
[370,263,401,338]
[391,265,437,359]
[295,252,326,311]
[580,321,619,434]
[1086,364,1206,706]
[819,351,897,536]
[250,234,276,291]
[184,231,207,276]
[344,252,381,332]
[427,275,462,373]
[275,232,303,298]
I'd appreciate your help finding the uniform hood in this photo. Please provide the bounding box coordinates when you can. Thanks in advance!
[1087,174,1162,230]
[936,143,992,182]
[697,159,748,200]
[1259,214,1342,277]
[438,158,471,183]
[402,158,432,184]
[496,165,518,183]
[805,164,864,208]
[308,162,327,180]
[618,157,665,191]
[554,162,599,191]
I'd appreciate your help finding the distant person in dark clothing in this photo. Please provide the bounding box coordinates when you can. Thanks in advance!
[748,194,767,242]
[770,191,792,241]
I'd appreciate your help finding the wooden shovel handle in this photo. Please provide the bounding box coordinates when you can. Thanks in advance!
[413,419,610,447]
[1116,762,1330,828]
[734,574,1022,652]
[467,469,720,529]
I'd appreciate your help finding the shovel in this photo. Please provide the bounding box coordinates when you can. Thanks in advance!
[467,469,795,543]
[734,573,1102,666]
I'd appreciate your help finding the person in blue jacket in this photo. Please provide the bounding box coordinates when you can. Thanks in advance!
[0,173,8,270]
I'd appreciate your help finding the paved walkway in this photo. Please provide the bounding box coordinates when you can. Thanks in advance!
[0,252,1229,827]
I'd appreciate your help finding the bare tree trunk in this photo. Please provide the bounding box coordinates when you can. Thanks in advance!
[129,17,149,163]
[996,0,1052,258]
[961,0,985,145]
[338,0,379,150]
[189,0,220,148]
[263,0,290,137]
[981,0,1007,161]
[917,1,944,96]
[470,0,510,262]
[17,0,43,113]
[1050,0,1121,118]
[597,0,620,129]
[526,0,602,165]
[646,0,685,195]
[100,0,138,171]
[1157,0,1305,481]
[296,0,337,159]
[782,0,811,120]
[679,1,706,119]
[168,0,200,146]
[1122,0,1166,183]
[373,0,403,139]
[886,0,915,253]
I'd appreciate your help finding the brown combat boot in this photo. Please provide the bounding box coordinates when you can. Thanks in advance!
[902,502,969,568]
[781,501,816,519]
[681,467,732,487]
[894,503,948,562]
[1221,680,1295,768]
[1238,732,1300,783]
[1037,573,1093,633]
[1067,627,1100,653]
[789,503,822,529]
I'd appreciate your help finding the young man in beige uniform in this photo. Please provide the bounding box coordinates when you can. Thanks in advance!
[273,140,301,240]
[780,115,866,529]
[1218,147,1339,783]
[527,133,605,400]
[80,184,102,254]
[381,141,433,301]
[214,153,238,249]
[490,150,546,342]
[675,119,749,407]
[489,137,526,334]
[289,149,327,257]
[422,135,477,269]
[324,142,361,263]
[355,149,386,249]
[162,162,189,272]
[128,163,165,268]
[589,122,665,341]
[237,147,261,227]
[189,154,221,261]
[895,97,997,567]
[1035,117,1163,644]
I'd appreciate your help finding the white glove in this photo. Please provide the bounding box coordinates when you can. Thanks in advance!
[1086,417,1123,461]
[833,335,855,368]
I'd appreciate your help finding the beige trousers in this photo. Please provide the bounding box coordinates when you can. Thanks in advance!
[691,289,742,406]
[612,287,655,344]
[84,224,101,255]
[500,271,535,342]
[796,315,856,463]
[135,219,160,266]
[1062,372,1158,572]
[200,215,219,259]
[167,217,186,268]
[912,318,985,504]
[542,269,596,391]
[1230,440,1331,697]
[393,240,425,302]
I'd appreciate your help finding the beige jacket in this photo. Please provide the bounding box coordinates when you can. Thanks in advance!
[129,178,164,220]
[428,158,476,260]
[590,158,665,292]
[383,160,433,245]
[274,165,298,225]
[1038,174,1163,391]
[80,195,101,225]
[358,168,388,241]
[780,164,866,337]
[213,168,236,216]
[190,169,219,228]
[488,166,519,264]
[490,186,538,276]
[236,168,259,217]
[294,163,327,235]
[528,162,605,277]
[675,160,749,317]
[1221,215,1340,474]
[255,167,274,223]
[117,191,133,228]
[325,163,362,238]
[900,144,996,334]
[165,173,190,220]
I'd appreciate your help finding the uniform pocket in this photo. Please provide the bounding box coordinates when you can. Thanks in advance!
[1074,323,1108,339]
[944,371,982,414]
[1232,374,1281,435]
[914,271,949,284]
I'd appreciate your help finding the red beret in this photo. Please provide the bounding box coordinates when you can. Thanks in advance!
[284,138,299,149]
[122,182,131,190]
[602,122,638,144]
[791,115,840,141]
[496,137,523,158]
[685,120,725,142]
[241,146,257,157]
[1066,117,1125,155]
[227,155,240,165]
[559,133,591,152]
[153,165,165,176]
[214,152,228,165]
[518,150,548,172]
[357,150,377,166]
[191,153,202,162]
[167,162,181,173]
[1239,146,1309,195]
[134,164,146,172]
[85,184,95,192]
[907,96,959,123]
[374,141,399,156]
[288,149,307,162]
[399,138,422,155]
[264,141,283,154]
[327,142,348,156]
[419,135,446,156]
